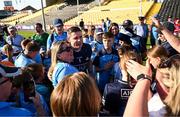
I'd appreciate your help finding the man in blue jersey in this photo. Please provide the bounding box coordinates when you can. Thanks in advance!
[46,18,67,52]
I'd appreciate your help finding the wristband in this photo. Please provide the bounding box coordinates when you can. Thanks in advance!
[137,74,152,83]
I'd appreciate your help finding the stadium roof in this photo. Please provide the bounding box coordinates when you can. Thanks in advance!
[158,0,180,22]
[21,5,37,11]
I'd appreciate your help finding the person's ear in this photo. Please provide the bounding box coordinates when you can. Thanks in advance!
[156,57,161,64]
[57,53,62,60]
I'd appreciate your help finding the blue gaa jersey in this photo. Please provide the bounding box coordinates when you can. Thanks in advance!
[46,32,67,51]
[71,43,92,73]
[15,53,36,67]
[93,48,119,93]
[52,62,79,87]
[113,62,122,81]
[103,80,134,116]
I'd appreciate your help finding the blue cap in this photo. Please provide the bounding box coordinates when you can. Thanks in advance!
[53,18,63,27]
[95,28,104,35]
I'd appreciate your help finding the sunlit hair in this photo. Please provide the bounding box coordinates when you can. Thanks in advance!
[147,45,168,63]
[25,41,40,53]
[103,32,114,39]
[67,26,81,37]
[158,54,180,116]
[120,51,141,71]
[50,72,101,116]
[27,63,44,81]
[48,41,70,80]
[108,22,119,32]
[2,44,14,63]
[21,39,31,50]
[88,25,95,36]
[117,45,134,58]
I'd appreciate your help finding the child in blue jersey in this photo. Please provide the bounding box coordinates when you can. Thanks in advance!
[93,32,119,94]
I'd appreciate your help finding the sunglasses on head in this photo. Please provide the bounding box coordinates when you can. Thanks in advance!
[158,54,180,68]
[59,46,72,54]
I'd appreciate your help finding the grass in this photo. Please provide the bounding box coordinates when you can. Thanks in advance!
[17,29,152,49]
[17,30,35,39]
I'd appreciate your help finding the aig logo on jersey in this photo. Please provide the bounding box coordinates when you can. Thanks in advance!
[121,89,133,98]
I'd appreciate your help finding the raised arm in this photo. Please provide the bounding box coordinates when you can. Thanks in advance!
[123,60,152,117]
[151,17,180,53]
[123,79,150,117]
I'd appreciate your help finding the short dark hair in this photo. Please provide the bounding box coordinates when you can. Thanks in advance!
[25,41,40,52]
[103,32,114,39]
[21,39,31,48]
[67,26,81,35]
[35,23,42,28]
[138,16,145,20]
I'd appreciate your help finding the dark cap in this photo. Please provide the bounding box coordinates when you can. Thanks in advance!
[138,16,145,20]
[119,33,132,45]
[8,26,16,32]
[122,20,133,27]
[53,18,63,27]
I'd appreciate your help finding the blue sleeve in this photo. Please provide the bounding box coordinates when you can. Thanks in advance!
[46,34,53,51]
[52,66,78,87]
[33,53,42,64]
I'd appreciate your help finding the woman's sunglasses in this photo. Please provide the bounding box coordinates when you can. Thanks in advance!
[59,46,73,54]
[158,54,180,68]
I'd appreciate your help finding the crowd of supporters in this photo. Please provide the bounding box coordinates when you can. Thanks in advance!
[0,15,179,116]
